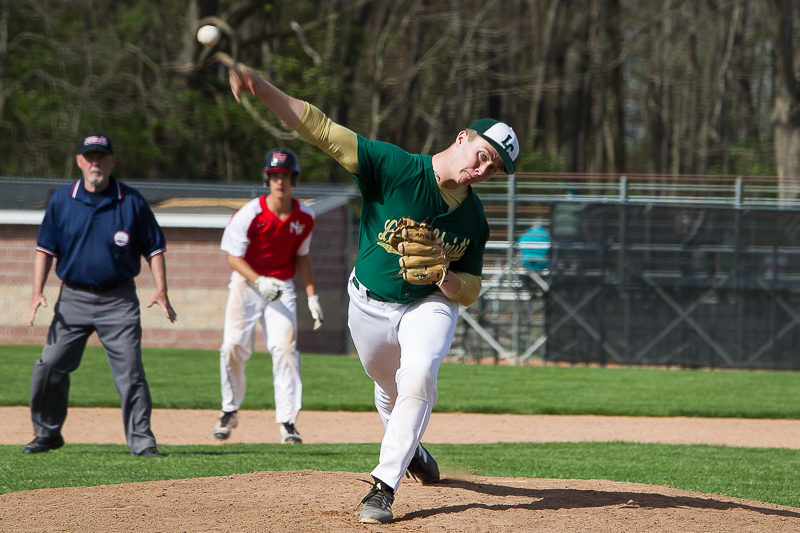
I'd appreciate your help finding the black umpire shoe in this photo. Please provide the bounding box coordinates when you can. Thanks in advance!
[23,434,65,454]
[358,477,395,524]
[406,442,440,484]
[135,447,163,457]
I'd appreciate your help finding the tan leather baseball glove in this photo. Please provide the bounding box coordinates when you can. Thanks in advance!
[389,218,449,285]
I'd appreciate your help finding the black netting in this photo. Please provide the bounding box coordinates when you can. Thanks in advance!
[545,203,800,369]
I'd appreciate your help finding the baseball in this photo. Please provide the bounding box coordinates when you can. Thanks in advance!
[197,25,221,47]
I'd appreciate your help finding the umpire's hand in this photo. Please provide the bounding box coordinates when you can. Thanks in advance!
[148,291,177,323]
[27,294,47,326]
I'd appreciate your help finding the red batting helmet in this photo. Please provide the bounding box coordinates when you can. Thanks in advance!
[263,148,300,185]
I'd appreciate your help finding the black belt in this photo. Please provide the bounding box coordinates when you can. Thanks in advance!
[64,279,132,293]
[352,277,389,302]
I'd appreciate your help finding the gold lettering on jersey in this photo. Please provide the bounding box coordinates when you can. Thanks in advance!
[376,218,470,260]
[443,236,468,262]
[377,219,400,246]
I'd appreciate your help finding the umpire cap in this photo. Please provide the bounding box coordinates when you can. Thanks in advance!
[77,133,114,155]
[263,148,301,181]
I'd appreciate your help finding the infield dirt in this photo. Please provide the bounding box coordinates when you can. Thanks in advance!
[3,407,800,532]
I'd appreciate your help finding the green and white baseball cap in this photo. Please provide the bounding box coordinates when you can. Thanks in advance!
[469,118,519,174]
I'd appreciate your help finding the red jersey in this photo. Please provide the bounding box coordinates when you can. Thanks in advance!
[221,196,315,280]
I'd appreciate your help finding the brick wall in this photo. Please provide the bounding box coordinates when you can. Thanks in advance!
[0,206,354,354]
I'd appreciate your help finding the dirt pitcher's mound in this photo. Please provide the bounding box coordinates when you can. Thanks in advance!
[2,470,800,532]
[6,408,800,531]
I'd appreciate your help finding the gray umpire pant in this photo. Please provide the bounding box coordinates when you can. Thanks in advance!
[29,281,157,455]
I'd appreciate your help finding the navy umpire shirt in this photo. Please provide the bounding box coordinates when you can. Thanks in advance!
[36,177,166,288]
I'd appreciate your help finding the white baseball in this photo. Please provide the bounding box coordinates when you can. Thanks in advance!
[197,25,221,47]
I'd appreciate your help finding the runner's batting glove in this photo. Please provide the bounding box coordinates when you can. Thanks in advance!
[307,294,324,330]
[254,276,282,301]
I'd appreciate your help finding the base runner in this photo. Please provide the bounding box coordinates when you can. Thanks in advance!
[213,148,323,445]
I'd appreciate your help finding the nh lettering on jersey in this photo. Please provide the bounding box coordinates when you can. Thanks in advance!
[289,220,306,235]
[377,219,469,261]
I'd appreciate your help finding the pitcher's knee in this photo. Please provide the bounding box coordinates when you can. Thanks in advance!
[396,366,436,399]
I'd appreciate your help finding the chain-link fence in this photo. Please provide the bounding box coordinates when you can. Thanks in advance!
[4,174,800,368]
[452,174,800,369]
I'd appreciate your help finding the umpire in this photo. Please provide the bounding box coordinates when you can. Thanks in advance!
[24,133,177,457]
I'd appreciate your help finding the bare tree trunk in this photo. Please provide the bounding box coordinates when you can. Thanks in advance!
[767,0,800,201]
[558,10,590,172]
[369,1,413,140]
[657,4,673,174]
[693,3,739,176]
[604,0,625,173]
[0,0,8,128]
[420,1,492,154]
[525,0,560,141]
[329,1,372,183]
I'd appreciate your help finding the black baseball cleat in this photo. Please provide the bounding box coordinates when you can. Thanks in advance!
[213,410,238,440]
[23,434,65,454]
[358,477,395,524]
[406,443,440,484]
[279,422,302,444]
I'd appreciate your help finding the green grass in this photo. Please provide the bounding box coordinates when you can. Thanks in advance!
[2,442,799,508]
[3,345,800,417]
[4,345,800,507]
[436,364,800,418]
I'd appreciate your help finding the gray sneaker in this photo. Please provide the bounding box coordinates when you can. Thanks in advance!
[279,422,302,444]
[213,410,238,439]
[406,443,440,484]
[358,477,394,524]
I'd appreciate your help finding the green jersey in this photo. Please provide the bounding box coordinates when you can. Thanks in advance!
[353,136,489,303]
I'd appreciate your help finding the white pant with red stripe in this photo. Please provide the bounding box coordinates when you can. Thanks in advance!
[347,270,458,491]
[219,271,301,424]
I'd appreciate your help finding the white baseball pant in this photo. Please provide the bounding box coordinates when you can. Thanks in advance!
[219,271,301,424]
[347,270,458,491]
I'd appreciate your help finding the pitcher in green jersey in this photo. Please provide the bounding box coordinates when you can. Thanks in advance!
[228,63,519,524]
